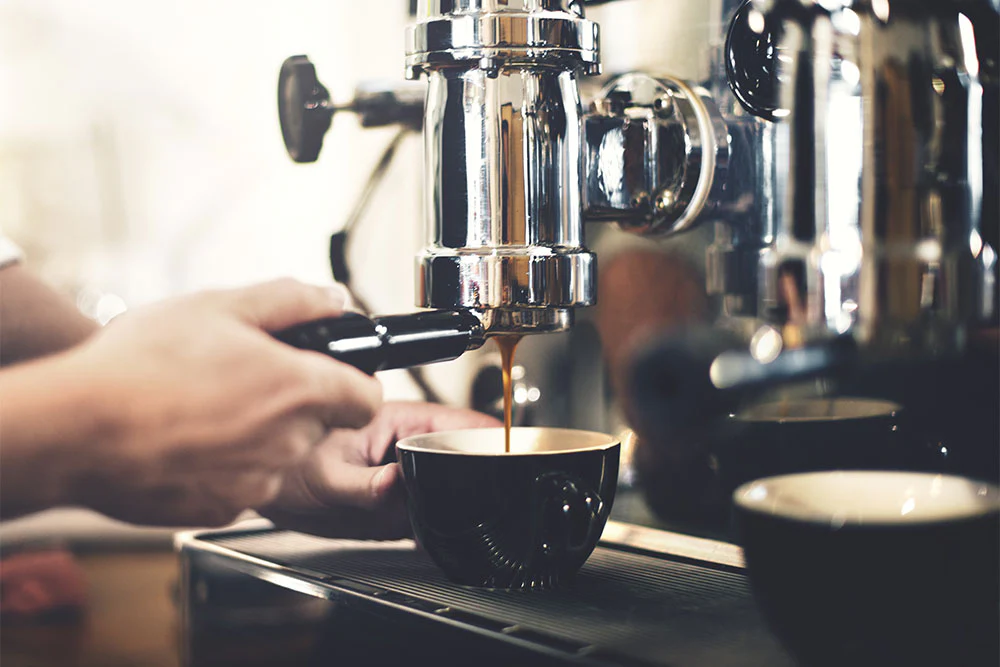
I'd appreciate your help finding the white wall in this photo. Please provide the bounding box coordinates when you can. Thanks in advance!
[0,0,419,297]
[0,0,434,397]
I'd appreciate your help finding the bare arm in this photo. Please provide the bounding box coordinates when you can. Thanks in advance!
[0,264,99,366]
[0,352,114,518]
[0,279,382,525]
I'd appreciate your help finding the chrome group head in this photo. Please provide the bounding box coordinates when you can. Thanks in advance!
[405,1,601,335]
[405,0,995,349]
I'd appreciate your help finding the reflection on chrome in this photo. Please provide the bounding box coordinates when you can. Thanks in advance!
[407,0,598,330]
[754,0,992,354]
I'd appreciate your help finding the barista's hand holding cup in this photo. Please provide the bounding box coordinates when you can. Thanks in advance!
[396,428,620,589]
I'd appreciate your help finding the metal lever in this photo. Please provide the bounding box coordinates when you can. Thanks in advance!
[274,310,484,375]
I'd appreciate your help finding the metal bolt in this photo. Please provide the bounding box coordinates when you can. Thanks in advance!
[653,95,675,117]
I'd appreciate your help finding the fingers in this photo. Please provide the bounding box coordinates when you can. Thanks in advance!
[260,460,411,540]
[354,401,498,469]
[207,417,327,472]
[224,278,350,332]
[95,471,284,528]
[382,400,500,440]
[309,450,403,511]
[296,354,383,431]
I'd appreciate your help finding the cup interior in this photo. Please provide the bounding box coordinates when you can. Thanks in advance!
[396,427,618,456]
[735,471,1000,526]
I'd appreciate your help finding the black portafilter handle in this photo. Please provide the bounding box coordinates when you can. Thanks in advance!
[274,309,484,375]
[627,328,859,440]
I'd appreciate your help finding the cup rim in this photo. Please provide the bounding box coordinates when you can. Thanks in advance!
[396,426,620,456]
[733,470,1000,526]
[733,397,902,424]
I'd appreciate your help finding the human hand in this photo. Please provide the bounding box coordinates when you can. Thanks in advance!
[258,401,500,540]
[52,278,382,527]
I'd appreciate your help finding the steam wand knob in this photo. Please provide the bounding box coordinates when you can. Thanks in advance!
[278,55,333,163]
[278,55,424,163]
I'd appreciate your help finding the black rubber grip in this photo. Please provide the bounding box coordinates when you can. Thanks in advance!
[274,310,482,375]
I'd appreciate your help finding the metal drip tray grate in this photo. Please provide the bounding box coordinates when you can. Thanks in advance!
[196,528,792,666]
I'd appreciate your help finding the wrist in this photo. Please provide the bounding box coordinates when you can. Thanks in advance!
[0,350,128,517]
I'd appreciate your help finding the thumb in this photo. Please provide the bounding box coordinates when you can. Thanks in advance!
[224,278,350,332]
[314,459,403,511]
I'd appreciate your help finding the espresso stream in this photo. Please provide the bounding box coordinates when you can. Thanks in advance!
[495,335,522,453]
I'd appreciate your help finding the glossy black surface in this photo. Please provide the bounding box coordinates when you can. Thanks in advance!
[180,522,793,666]
[737,506,1000,667]
[714,399,910,494]
[277,55,332,163]
[397,438,619,590]
[725,0,783,122]
[626,327,858,442]
[274,309,481,375]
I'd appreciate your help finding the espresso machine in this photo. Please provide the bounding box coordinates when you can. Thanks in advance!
[177,1,998,664]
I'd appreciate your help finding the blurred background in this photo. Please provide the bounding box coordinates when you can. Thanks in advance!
[0,0,435,542]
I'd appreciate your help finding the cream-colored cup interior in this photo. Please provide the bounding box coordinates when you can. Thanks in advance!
[397,427,618,456]
[736,398,901,423]
[735,471,1000,525]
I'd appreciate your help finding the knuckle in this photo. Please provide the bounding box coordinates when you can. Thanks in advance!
[356,377,384,420]
[268,276,306,294]
[254,277,309,311]
[278,429,315,462]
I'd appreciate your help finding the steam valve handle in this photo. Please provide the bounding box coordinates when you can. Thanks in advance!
[278,55,333,163]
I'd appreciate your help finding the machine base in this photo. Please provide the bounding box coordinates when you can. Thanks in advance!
[177,521,793,667]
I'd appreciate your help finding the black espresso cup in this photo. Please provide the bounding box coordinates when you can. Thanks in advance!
[735,471,1000,667]
[716,398,908,494]
[396,427,620,590]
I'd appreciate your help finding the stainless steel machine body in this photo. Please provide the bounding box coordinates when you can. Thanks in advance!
[275,0,996,424]
[750,0,994,354]
[405,1,601,334]
[403,0,995,352]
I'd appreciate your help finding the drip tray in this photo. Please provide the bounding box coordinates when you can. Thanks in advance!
[181,526,793,667]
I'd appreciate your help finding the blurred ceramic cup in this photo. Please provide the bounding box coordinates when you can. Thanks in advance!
[716,398,909,493]
[735,471,1000,667]
[396,428,620,590]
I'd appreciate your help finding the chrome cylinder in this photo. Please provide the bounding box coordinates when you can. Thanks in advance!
[405,0,600,334]
[754,0,992,353]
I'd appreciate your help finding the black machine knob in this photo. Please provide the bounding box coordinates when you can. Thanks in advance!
[278,55,333,163]
[274,310,484,376]
[725,0,784,122]
[277,55,425,164]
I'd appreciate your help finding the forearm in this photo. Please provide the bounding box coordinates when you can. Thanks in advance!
[0,352,119,519]
[0,264,99,366]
